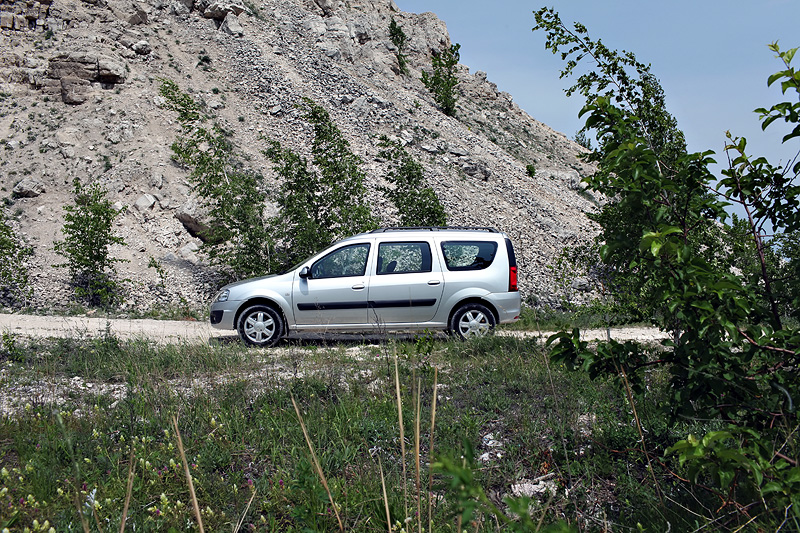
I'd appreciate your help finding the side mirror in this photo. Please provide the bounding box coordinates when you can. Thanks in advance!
[299,266,310,279]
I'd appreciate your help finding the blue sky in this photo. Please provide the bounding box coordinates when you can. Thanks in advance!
[394,0,800,171]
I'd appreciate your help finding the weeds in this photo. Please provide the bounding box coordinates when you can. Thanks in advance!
[0,333,755,530]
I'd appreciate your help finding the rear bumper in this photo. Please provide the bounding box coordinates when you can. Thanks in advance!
[489,292,522,324]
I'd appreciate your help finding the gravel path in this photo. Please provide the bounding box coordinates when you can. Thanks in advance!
[0,313,668,344]
[0,313,215,344]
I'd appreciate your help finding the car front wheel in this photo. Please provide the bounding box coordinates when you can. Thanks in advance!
[450,303,496,340]
[237,305,284,347]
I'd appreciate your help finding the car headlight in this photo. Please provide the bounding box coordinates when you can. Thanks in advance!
[215,289,230,302]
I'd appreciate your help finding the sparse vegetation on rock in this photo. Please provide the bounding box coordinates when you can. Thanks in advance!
[389,17,409,75]
[160,79,274,281]
[0,0,594,312]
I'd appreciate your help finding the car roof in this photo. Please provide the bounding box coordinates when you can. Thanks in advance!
[340,226,508,242]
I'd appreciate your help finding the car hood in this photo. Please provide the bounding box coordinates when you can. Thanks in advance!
[223,273,277,290]
[221,270,295,300]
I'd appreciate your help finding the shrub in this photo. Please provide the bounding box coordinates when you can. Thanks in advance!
[264,99,377,269]
[53,179,126,306]
[160,79,275,280]
[0,208,32,306]
[378,136,447,226]
[389,17,409,75]
[421,43,460,117]
[536,9,800,522]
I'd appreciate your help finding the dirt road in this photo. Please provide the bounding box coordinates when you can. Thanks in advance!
[0,313,215,343]
[0,313,668,344]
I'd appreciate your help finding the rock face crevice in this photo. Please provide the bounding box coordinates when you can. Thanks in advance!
[1,0,597,312]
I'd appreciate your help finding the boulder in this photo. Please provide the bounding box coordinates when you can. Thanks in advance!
[313,0,334,16]
[219,13,243,36]
[97,56,126,83]
[49,52,97,80]
[462,161,491,181]
[49,53,126,84]
[127,4,148,24]
[202,1,244,20]
[134,194,157,211]
[13,177,46,198]
[170,1,190,15]
[60,76,90,104]
[13,14,27,30]
[175,199,212,240]
[132,40,151,55]
[179,242,200,260]
[0,12,14,29]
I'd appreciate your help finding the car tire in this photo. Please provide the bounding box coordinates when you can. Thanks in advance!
[449,303,496,340]
[237,305,284,347]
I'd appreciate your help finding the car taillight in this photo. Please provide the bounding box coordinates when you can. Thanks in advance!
[509,266,518,292]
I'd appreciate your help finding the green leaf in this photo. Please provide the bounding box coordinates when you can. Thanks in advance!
[786,467,800,484]
[767,72,784,87]
[691,301,715,313]
[761,481,785,495]
[702,431,733,446]
[650,240,664,256]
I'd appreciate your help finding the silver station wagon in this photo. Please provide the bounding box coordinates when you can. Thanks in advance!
[209,227,521,346]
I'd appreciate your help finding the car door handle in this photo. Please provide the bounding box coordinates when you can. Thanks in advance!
[352,283,365,290]
[428,280,441,286]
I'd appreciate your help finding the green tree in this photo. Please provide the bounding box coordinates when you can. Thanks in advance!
[540,24,800,522]
[378,136,447,227]
[54,179,126,306]
[534,8,686,166]
[533,7,722,323]
[389,17,409,75]
[159,79,275,280]
[264,99,378,269]
[0,208,32,306]
[421,43,460,116]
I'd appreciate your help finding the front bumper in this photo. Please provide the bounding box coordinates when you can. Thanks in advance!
[209,301,239,330]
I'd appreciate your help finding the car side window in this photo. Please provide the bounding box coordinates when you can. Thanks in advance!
[377,242,432,275]
[441,241,498,271]
[310,244,370,279]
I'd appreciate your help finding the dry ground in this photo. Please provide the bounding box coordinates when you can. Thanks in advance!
[0,313,667,344]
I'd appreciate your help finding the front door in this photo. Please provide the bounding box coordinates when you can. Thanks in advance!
[293,243,371,327]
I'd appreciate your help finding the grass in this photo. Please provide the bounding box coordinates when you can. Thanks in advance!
[503,305,653,332]
[0,331,771,531]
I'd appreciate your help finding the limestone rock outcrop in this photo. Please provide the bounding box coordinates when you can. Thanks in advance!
[0,0,596,311]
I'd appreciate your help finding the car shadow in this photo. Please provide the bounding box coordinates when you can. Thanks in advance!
[209,331,449,347]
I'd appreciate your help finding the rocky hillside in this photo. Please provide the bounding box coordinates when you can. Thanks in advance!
[0,0,597,313]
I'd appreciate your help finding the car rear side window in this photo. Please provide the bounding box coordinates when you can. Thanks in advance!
[377,242,432,275]
[441,241,498,271]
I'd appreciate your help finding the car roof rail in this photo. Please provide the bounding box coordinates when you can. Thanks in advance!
[370,226,500,233]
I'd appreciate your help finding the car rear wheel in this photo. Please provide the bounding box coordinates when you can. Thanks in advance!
[237,305,284,347]
[450,303,495,340]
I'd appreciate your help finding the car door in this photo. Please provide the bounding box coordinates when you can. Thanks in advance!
[292,242,372,327]
[366,240,444,325]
